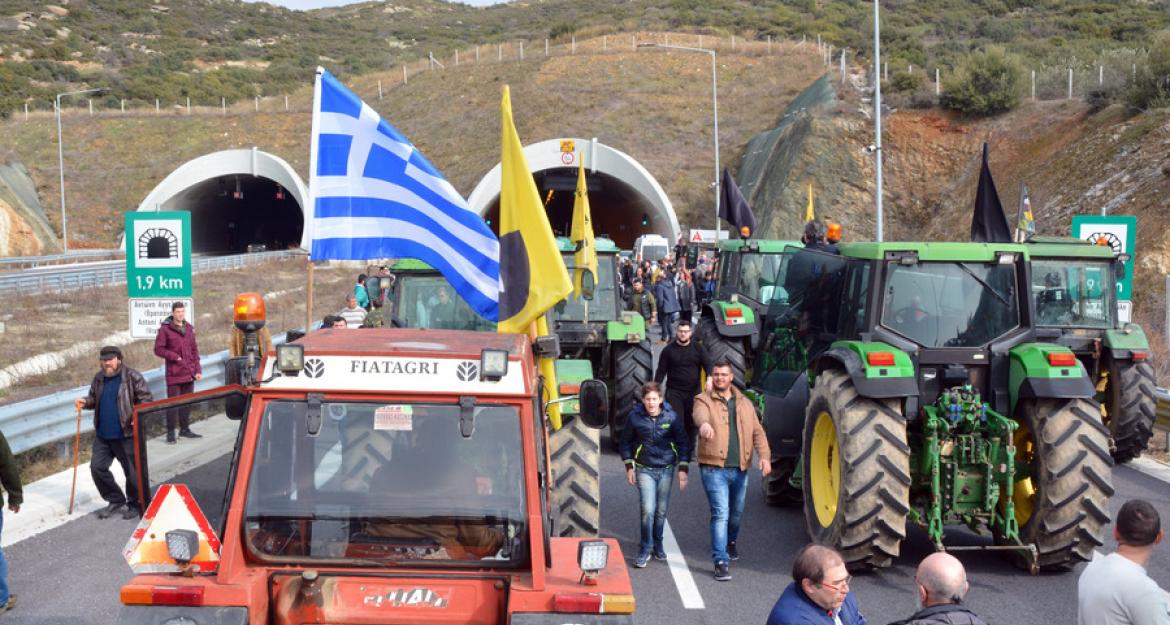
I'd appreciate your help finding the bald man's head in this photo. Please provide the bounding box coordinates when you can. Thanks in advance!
[915,552,968,607]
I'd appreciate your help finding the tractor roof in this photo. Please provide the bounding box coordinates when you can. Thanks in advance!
[556,236,620,253]
[1025,236,1116,260]
[838,241,1031,262]
[716,239,803,253]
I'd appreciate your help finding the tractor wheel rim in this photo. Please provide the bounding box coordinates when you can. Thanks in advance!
[810,410,840,528]
[1008,422,1036,526]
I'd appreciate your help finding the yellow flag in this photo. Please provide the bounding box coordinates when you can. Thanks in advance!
[570,159,598,298]
[805,183,815,221]
[496,85,572,333]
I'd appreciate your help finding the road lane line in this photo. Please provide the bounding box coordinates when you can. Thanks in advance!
[1127,457,1170,484]
[662,520,705,610]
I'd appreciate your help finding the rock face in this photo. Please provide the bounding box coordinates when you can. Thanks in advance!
[0,161,59,256]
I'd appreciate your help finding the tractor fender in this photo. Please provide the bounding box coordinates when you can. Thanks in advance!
[117,606,249,624]
[606,311,647,343]
[1102,324,1151,362]
[553,359,595,416]
[702,301,757,339]
[814,344,918,400]
[1008,343,1095,412]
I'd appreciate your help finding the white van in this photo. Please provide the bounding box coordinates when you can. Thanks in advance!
[634,234,670,264]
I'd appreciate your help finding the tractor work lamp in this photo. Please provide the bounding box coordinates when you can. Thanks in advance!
[165,529,199,566]
[275,344,305,376]
[996,252,1018,265]
[480,349,509,381]
[577,540,609,576]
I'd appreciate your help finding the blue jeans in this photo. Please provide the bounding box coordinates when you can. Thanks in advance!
[660,311,679,341]
[636,466,675,557]
[0,506,9,603]
[700,465,749,564]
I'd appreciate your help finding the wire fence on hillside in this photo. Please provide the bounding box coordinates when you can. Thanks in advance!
[11,31,1152,121]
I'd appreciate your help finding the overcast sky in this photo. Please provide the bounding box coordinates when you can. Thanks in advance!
[244,0,505,9]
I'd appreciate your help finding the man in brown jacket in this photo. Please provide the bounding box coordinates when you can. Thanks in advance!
[692,359,771,582]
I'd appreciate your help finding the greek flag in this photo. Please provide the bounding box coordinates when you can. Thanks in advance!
[306,68,500,320]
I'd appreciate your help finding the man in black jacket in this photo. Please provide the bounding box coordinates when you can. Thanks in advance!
[888,552,988,625]
[654,319,711,441]
[0,430,22,613]
[74,346,154,520]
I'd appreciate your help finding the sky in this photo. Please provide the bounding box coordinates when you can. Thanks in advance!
[244,0,505,9]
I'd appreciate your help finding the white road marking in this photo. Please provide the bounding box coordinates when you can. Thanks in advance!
[662,520,705,610]
[1126,456,1170,484]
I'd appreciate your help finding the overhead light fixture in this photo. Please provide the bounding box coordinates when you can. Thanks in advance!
[233,177,243,200]
[274,183,285,200]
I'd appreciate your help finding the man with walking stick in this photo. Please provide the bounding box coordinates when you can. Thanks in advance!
[74,346,153,520]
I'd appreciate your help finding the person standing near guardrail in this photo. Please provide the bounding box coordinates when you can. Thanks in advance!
[73,346,153,520]
[0,429,23,614]
[153,301,202,444]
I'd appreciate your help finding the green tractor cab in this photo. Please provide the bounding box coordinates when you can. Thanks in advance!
[758,241,1113,573]
[1026,236,1155,464]
[551,237,651,444]
[385,259,497,331]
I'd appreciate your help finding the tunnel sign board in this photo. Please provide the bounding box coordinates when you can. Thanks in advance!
[1072,215,1135,323]
[125,212,192,298]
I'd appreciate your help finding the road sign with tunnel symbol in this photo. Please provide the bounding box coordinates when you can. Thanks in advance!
[125,212,192,298]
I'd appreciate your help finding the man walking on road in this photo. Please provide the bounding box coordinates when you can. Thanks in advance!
[627,278,657,329]
[0,430,22,614]
[765,543,866,625]
[654,319,711,442]
[1078,498,1170,625]
[653,271,681,343]
[154,301,202,444]
[693,360,771,581]
[74,346,153,520]
[888,552,985,625]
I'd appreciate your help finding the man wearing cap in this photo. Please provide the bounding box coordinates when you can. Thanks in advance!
[74,346,153,520]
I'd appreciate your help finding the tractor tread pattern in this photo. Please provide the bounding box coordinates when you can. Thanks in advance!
[698,316,748,387]
[1006,398,1114,572]
[803,370,910,571]
[1108,361,1156,464]
[549,413,601,537]
[611,339,653,445]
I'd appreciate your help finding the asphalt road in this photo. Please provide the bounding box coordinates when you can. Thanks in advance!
[4,336,1170,624]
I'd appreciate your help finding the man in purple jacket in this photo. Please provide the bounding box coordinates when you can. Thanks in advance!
[153,301,203,444]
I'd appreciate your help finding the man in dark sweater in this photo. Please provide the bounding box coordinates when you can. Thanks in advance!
[654,319,712,441]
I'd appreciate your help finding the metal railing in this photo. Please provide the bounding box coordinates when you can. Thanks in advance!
[0,249,302,297]
[0,249,122,268]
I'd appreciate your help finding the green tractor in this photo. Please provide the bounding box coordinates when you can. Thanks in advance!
[758,242,1114,572]
[550,236,652,445]
[382,258,603,538]
[697,238,803,386]
[1027,236,1156,464]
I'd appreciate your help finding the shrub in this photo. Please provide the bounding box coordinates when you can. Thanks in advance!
[940,47,1025,116]
[1125,30,1170,111]
[1086,88,1114,113]
[889,70,925,93]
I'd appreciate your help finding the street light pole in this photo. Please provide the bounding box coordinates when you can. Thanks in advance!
[873,0,885,241]
[56,87,105,254]
[638,43,721,241]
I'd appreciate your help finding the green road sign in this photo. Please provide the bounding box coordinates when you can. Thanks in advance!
[1072,215,1135,301]
[125,211,192,298]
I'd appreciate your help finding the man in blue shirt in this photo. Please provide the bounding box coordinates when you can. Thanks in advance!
[766,543,866,625]
[75,346,153,520]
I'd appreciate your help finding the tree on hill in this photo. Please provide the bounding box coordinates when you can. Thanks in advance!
[1126,30,1170,112]
[940,47,1024,116]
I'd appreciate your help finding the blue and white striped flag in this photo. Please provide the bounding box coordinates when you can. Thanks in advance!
[306,68,500,321]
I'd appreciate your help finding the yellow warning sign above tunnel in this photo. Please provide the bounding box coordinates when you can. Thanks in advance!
[560,140,575,153]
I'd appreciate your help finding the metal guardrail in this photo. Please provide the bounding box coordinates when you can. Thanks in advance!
[0,249,122,268]
[1155,387,1170,428]
[0,249,302,297]
[0,331,298,456]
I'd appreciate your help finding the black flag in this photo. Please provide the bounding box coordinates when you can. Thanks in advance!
[970,142,1012,243]
[719,168,757,236]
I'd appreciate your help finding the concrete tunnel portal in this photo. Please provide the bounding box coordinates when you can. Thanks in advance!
[136,139,677,256]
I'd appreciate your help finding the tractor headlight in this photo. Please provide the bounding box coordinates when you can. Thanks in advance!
[480,349,509,381]
[577,540,609,574]
[275,344,304,376]
[165,529,199,566]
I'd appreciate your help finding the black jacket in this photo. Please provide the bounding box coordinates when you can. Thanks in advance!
[619,401,693,471]
[0,431,23,509]
[83,366,153,438]
[888,604,989,625]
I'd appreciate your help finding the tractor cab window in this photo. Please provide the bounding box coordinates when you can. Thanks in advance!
[722,252,792,305]
[1031,260,1114,328]
[244,401,526,566]
[881,261,1019,347]
[552,253,619,321]
[395,275,495,331]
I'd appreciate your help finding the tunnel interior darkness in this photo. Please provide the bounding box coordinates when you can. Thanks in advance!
[482,168,667,249]
[164,176,304,254]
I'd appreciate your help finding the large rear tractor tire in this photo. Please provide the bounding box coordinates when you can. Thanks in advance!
[998,398,1114,571]
[801,369,910,570]
[699,315,748,387]
[763,458,803,507]
[611,340,652,449]
[549,413,601,537]
[1106,361,1156,464]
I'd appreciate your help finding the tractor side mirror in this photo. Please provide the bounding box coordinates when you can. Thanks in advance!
[364,276,383,304]
[581,269,596,301]
[223,358,250,419]
[577,379,609,429]
[1114,260,1127,281]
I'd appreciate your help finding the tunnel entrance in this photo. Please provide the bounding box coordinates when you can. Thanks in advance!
[165,176,303,254]
[134,148,311,255]
[481,168,668,248]
[467,138,679,250]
